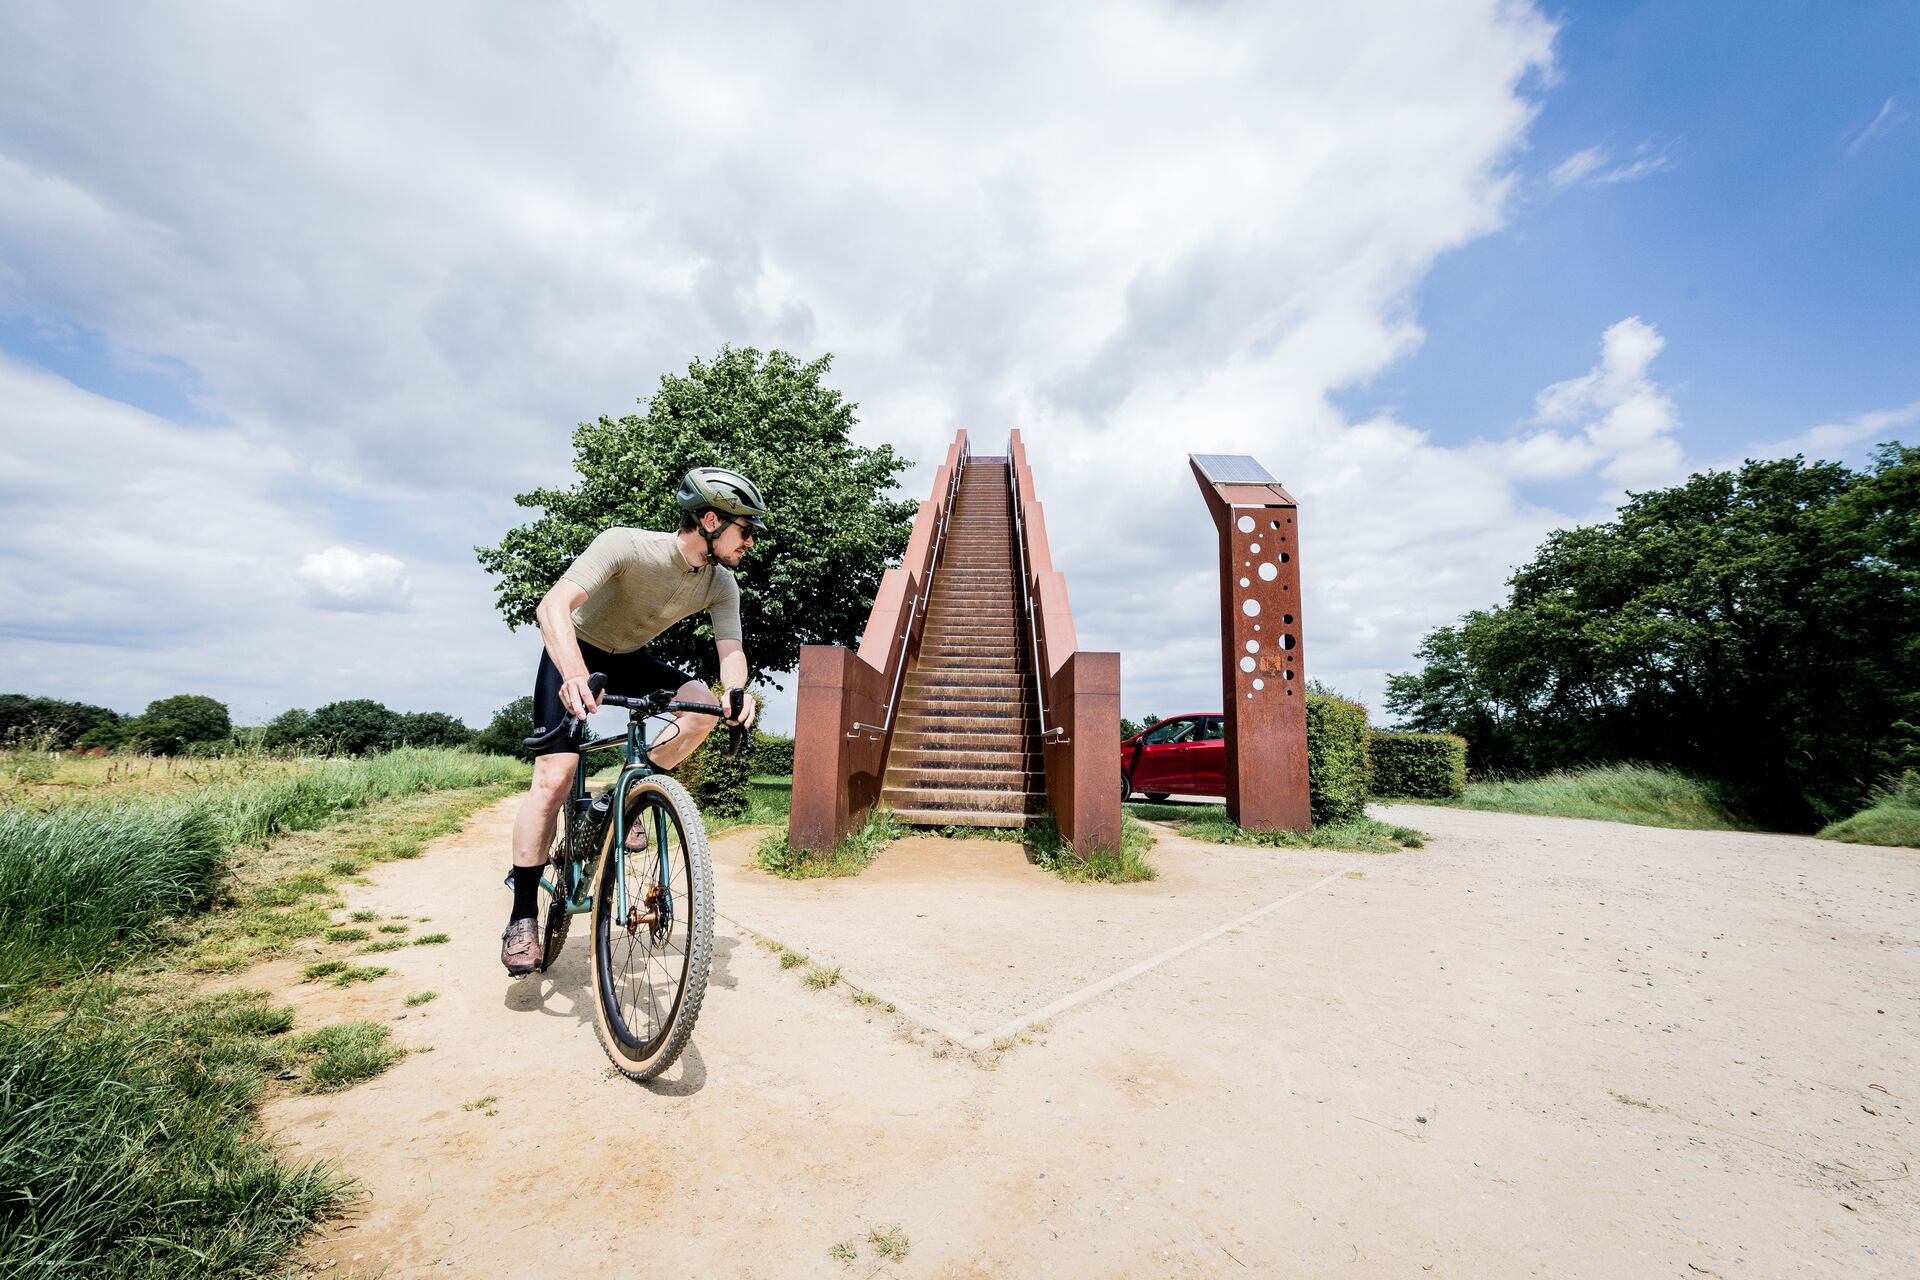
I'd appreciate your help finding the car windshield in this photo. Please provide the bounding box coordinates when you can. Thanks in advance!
[1144,719,1197,745]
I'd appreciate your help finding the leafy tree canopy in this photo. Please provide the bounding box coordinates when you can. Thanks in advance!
[261,708,316,751]
[472,696,535,759]
[0,695,123,749]
[475,347,918,686]
[307,700,400,757]
[129,695,232,756]
[397,711,474,748]
[1385,445,1920,828]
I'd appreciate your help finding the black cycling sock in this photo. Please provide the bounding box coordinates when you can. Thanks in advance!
[508,864,543,922]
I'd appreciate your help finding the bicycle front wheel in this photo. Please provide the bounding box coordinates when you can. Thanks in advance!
[588,774,714,1080]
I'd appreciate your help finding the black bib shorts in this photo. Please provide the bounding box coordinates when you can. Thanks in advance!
[529,641,694,758]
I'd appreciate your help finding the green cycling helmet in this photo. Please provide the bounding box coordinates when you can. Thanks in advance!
[676,467,769,531]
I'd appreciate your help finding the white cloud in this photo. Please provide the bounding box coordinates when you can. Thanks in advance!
[1520,316,1684,490]
[1547,141,1673,191]
[0,2,1597,728]
[1744,400,1920,465]
[1846,97,1900,154]
[297,547,412,613]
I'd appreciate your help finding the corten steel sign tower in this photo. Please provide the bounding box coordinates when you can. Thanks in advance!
[1190,454,1310,832]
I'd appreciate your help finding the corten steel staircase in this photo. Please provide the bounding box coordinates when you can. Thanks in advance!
[789,428,1120,855]
[880,459,1043,827]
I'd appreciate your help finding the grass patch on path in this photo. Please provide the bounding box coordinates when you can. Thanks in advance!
[1127,802,1423,852]
[755,806,904,878]
[1435,763,1750,832]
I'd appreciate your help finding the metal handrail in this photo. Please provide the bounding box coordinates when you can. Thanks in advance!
[848,437,971,740]
[1007,438,1069,745]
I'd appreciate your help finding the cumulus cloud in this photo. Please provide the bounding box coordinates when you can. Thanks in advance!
[0,2,1604,726]
[1517,316,1685,490]
[297,547,412,613]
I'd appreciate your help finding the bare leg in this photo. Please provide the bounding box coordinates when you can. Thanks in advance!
[511,753,577,869]
[646,679,721,770]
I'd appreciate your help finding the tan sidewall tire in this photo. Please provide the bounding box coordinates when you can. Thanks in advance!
[588,775,714,1081]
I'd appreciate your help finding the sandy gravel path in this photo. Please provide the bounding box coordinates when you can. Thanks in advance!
[264,798,1920,1278]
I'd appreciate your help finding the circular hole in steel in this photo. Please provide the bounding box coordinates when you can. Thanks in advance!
[1249,542,1261,554]
[1237,515,1255,533]
[1283,668,1296,681]
[1242,599,1261,617]
[1282,633,1296,650]
[1239,577,1250,588]
[1257,562,1278,581]
[1269,519,1280,529]
[1283,613,1294,624]
[1245,639,1259,653]
[1280,552,1291,563]
[1253,678,1265,690]
[1240,657,1256,672]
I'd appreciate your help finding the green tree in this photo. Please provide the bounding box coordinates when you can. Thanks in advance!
[396,711,474,748]
[307,700,400,756]
[472,696,536,759]
[1386,445,1920,826]
[261,708,317,751]
[475,347,918,686]
[0,695,124,749]
[128,695,232,756]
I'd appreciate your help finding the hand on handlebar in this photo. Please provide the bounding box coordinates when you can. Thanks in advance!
[723,687,757,731]
[559,673,603,719]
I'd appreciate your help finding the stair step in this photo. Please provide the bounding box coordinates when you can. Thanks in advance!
[882,786,1047,813]
[885,766,1042,790]
[888,746,1043,768]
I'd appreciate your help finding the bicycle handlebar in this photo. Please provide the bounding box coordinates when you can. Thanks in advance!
[522,672,747,755]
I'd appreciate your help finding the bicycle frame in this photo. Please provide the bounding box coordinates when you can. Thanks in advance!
[546,717,668,921]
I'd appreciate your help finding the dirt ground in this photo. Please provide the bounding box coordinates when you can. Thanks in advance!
[264,798,1920,1278]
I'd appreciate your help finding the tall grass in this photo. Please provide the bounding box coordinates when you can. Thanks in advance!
[0,749,528,993]
[1126,802,1423,852]
[0,987,354,1277]
[1444,763,1751,831]
[1819,772,1920,847]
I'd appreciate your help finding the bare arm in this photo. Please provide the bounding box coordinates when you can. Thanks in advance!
[536,580,601,717]
[716,638,757,729]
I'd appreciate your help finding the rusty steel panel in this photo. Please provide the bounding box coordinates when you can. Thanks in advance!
[1189,455,1310,832]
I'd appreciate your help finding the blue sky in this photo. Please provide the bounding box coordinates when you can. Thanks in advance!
[1342,1,1919,468]
[0,2,1914,733]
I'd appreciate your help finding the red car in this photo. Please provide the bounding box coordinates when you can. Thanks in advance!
[1121,714,1225,802]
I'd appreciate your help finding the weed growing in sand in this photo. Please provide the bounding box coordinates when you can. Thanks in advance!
[755,806,903,879]
[360,940,405,954]
[802,964,841,990]
[867,1225,911,1262]
[412,932,450,946]
[828,1238,858,1265]
[778,950,807,970]
[324,926,370,943]
[377,922,410,934]
[405,990,437,1007]
[463,1094,498,1113]
[349,910,378,922]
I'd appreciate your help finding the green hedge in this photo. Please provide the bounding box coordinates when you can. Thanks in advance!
[753,733,795,778]
[1305,693,1369,825]
[677,724,761,818]
[1368,730,1467,799]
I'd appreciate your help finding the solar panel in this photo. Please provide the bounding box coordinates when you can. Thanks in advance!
[1190,454,1276,486]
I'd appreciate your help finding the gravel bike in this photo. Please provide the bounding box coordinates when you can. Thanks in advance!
[523,673,742,1080]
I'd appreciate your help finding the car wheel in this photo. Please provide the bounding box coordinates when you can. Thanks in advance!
[1121,772,1132,803]
[1145,792,1170,803]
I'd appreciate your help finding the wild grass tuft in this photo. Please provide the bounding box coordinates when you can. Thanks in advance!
[404,990,438,1007]
[291,1021,403,1092]
[0,987,353,1275]
[755,806,904,879]
[412,932,450,946]
[1818,771,1920,847]
[1023,814,1159,882]
[802,964,841,990]
[1444,763,1750,831]
[867,1224,911,1262]
[1133,802,1425,852]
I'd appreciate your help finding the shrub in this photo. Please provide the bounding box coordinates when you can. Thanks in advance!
[1369,731,1468,799]
[1818,771,1920,847]
[678,708,756,818]
[472,696,536,759]
[1305,692,1369,824]
[753,732,795,778]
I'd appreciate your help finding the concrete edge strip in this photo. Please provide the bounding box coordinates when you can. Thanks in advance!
[958,870,1349,1051]
[715,910,982,1046]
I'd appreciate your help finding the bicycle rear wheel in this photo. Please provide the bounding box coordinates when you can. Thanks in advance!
[588,774,713,1080]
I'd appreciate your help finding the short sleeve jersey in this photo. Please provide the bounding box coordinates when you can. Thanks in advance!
[559,528,742,654]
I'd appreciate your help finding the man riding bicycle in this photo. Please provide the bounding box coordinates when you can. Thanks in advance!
[501,466,766,975]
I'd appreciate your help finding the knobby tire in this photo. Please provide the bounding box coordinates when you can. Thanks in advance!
[588,774,713,1081]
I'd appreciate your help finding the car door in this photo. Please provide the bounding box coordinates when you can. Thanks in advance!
[1188,715,1226,796]
[1130,717,1197,794]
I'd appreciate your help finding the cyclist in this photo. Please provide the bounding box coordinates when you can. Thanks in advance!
[501,466,766,975]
